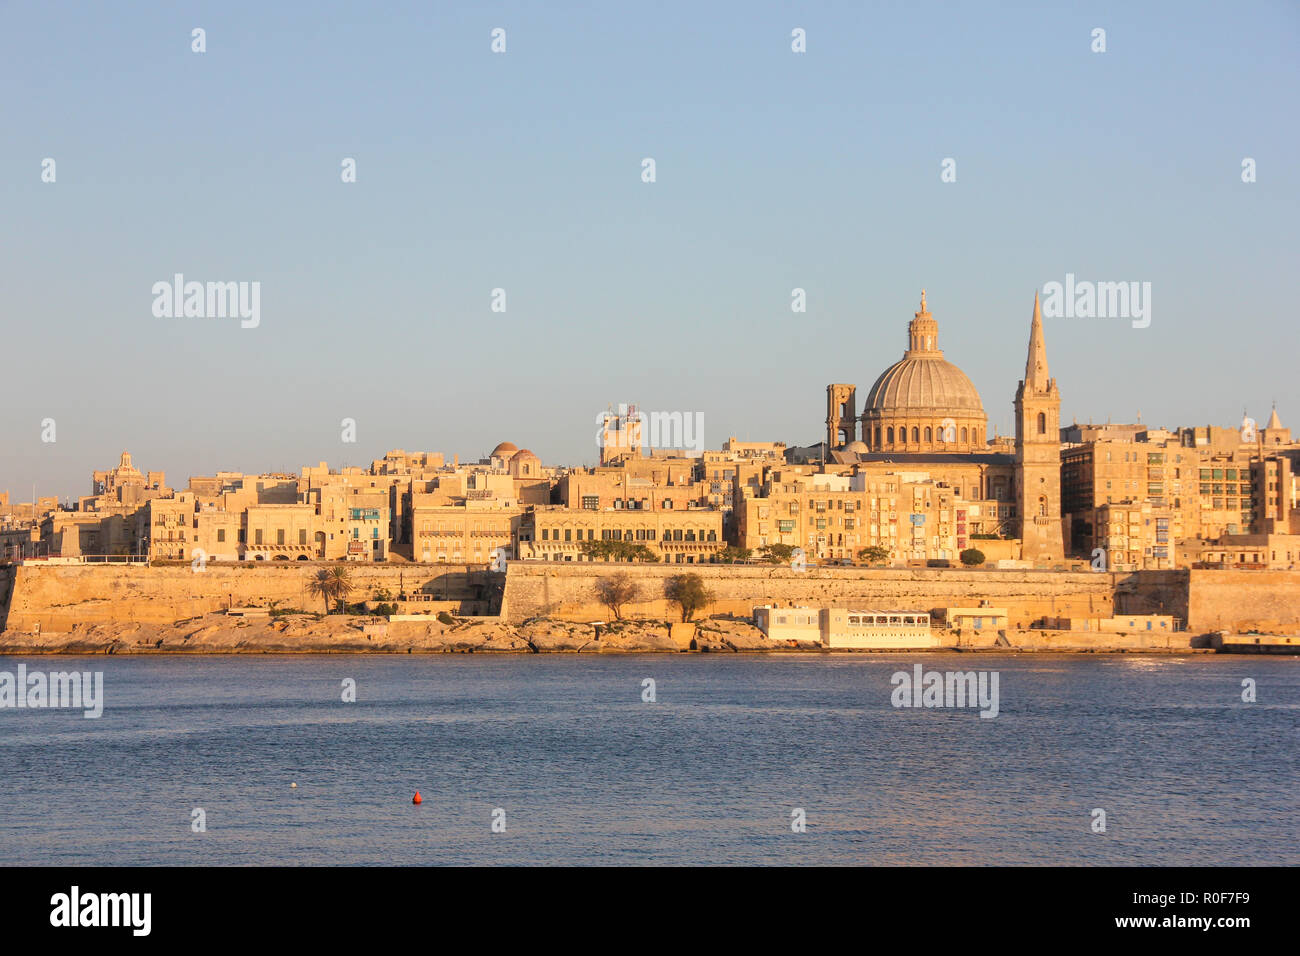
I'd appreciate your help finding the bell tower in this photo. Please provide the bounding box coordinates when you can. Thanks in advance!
[1014,292,1064,563]
[826,384,857,450]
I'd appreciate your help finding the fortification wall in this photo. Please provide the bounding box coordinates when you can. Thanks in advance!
[1118,569,1300,633]
[3,561,1293,638]
[1185,569,1300,633]
[499,562,1119,625]
[0,563,495,632]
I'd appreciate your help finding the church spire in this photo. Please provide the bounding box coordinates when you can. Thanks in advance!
[1267,403,1283,430]
[1024,290,1049,389]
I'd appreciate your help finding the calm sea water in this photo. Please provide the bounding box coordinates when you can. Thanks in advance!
[0,653,1295,865]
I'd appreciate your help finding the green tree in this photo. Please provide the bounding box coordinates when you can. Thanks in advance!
[960,548,986,567]
[713,546,753,563]
[664,573,713,623]
[595,572,641,621]
[579,539,658,562]
[759,544,795,564]
[858,545,891,565]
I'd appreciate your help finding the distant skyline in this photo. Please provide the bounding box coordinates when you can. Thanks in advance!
[3,0,1297,498]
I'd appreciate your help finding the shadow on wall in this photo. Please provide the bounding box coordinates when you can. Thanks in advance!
[0,565,13,631]
[397,567,505,613]
[1114,569,1191,623]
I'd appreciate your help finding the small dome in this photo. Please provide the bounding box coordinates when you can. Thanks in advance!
[845,440,869,454]
[512,448,539,460]
[490,441,518,458]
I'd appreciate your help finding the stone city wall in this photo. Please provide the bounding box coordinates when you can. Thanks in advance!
[2,561,1294,638]
[500,562,1119,626]
[0,562,496,632]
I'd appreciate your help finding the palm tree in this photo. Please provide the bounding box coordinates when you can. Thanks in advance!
[306,569,333,614]
[306,566,355,614]
[326,565,354,613]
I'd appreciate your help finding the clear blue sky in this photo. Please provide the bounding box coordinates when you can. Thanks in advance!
[2,0,1297,499]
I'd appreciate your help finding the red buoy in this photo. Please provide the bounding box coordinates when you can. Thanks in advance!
[412,791,422,805]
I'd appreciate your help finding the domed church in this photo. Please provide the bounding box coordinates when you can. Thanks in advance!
[858,291,988,453]
[823,290,1065,562]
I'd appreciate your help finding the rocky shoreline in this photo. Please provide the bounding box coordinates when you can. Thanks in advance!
[0,612,796,655]
[0,611,1215,654]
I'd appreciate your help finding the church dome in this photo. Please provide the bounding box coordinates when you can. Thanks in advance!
[507,448,540,478]
[860,291,989,453]
[864,356,984,415]
[490,441,518,459]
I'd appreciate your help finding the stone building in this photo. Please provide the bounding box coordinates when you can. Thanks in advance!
[1061,409,1300,566]
[735,468,1012,564]
[518,505,722,564]
[88,451,168,508]
[822,291,1066,565]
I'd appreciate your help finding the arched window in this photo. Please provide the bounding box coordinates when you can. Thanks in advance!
[924,427,932,442]
[911,427,919,443]
[960,427,968,443]
[874,427,881,447]
[1037,412,1047,435]
[1038,495,1048,517]
[886,427,894,444]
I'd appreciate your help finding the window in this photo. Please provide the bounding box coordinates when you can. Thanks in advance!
[1037,412,1047,434]
[299,529,307,546]
[217,529,226,543]
[924,427,932,442]
[961,427,968,443]
[255,529,263,545]
[887,427,894,443]
[911,427,920,443]
[581,496,598,510]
